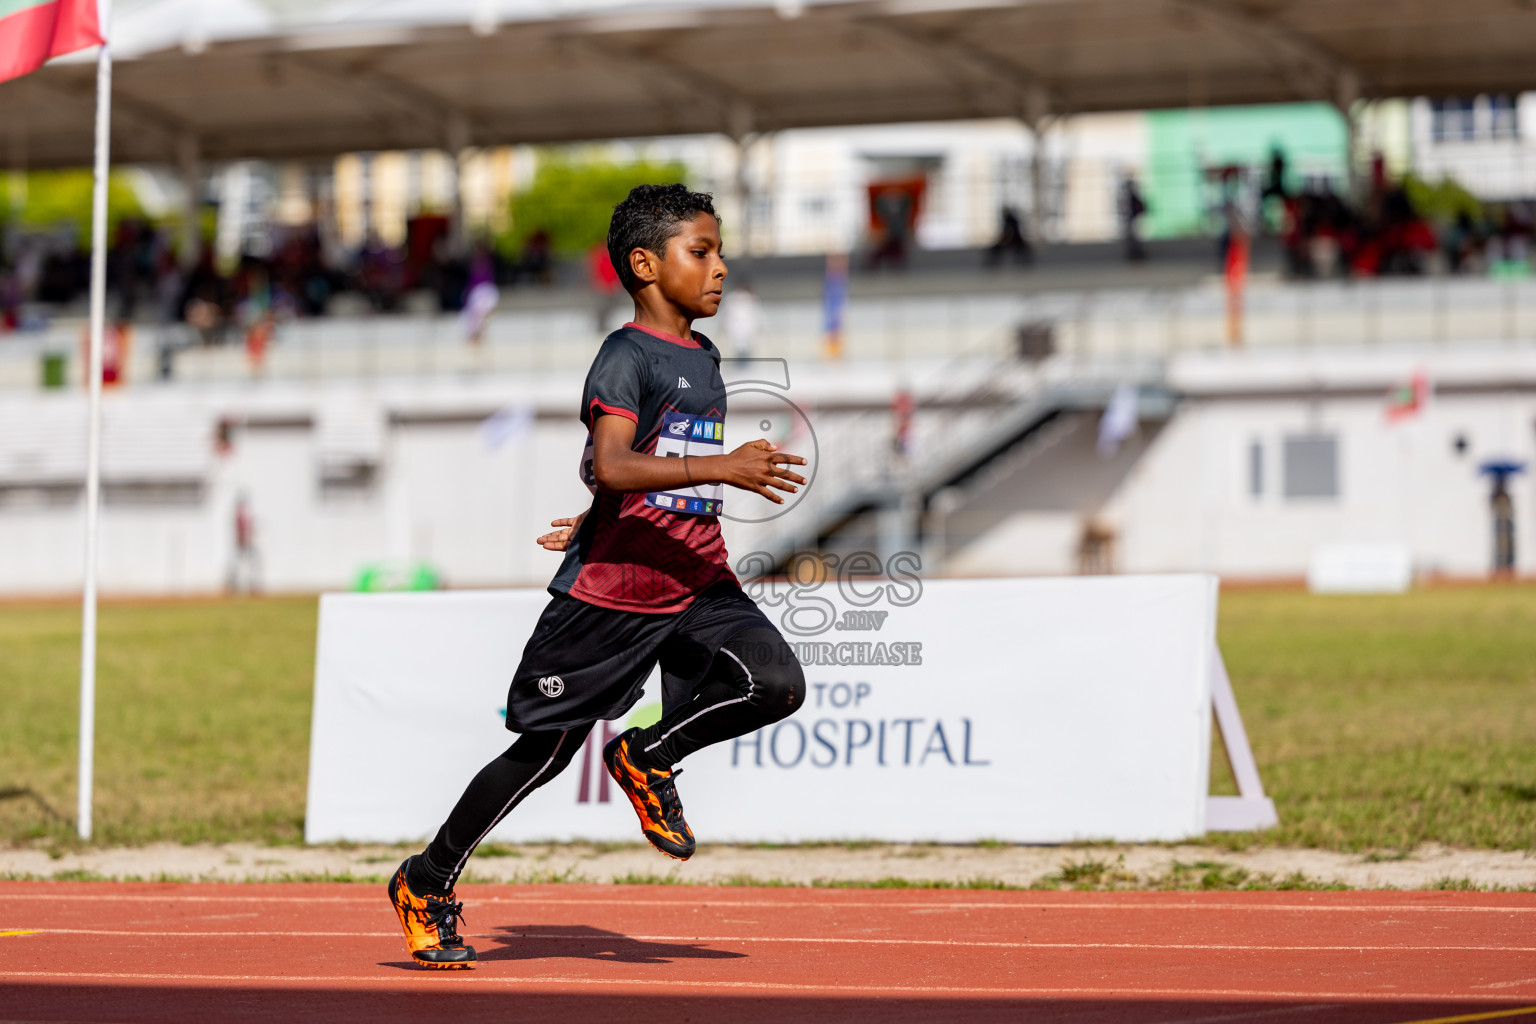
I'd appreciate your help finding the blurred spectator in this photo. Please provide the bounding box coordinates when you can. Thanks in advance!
[428,238,468,313]
[2,152,1513,354]
[1221,174,1250,347]
[245,312,273,374]
[36,242,88,304]
[460,243,500,345]
[356,231,405,312]
[108,218,161,320]
[0,209,560,340]
[239,256,274,374]
[588,242,622,334]
[1493,480,1515,578]
[1445,210,1485,274]
[1119,177,1147,262]
[270,227,333,316]
[1480,462,1523,579]
[227,493,261,594]
[867,179,923,269]
[1278,172,1441,281]
[822,251,848,361]
[1261,147,1288,206]
[985,206,1032,266]
[82,321,132,387]
[1491,203,1533,272]
[519,229,554,286]
[177,250,227,344]
[891,385,914,459]
[0,267,20,332]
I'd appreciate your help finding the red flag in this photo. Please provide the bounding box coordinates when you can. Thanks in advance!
[0,0,103,84]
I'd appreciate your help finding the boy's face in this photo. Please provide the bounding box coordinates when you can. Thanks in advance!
[646,213,727,318]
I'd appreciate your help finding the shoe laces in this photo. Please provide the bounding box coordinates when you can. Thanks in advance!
[651,768,687,832]
[423,895,466,945]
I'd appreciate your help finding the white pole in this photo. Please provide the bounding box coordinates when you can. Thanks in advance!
[78,16,113,842]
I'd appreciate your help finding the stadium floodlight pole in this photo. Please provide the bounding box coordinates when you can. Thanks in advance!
[77,0,114,842]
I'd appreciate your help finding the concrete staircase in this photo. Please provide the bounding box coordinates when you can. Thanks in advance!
[744,353,1175,570]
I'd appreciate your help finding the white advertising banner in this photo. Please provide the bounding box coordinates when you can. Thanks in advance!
[305,574,1220,845]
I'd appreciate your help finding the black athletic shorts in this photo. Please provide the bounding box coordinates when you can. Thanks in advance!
[505,581,778,733]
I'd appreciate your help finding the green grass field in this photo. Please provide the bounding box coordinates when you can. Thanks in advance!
[2,586,1533,851]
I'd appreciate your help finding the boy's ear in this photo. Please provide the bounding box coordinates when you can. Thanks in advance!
[628,247,660,286]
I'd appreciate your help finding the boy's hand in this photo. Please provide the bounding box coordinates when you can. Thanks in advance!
[719,439,807,504]
[537,512,587,551]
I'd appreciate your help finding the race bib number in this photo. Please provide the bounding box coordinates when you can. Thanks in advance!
[646,412,725,516]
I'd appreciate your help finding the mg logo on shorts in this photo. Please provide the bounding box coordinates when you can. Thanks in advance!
[537,675,565,698]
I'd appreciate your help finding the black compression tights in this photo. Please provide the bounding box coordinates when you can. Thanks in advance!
[410,627,804,896]
[626,627,804,771]
[410,724,592,896]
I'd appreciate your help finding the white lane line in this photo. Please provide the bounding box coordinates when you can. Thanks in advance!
[0,970,1529,1003]
[3,928,1536,954]
[2,893,1532,913]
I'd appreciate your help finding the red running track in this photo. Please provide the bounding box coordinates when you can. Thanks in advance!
[2,882,1535,1024]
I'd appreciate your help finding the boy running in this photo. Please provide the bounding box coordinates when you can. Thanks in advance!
[389,185,808,969]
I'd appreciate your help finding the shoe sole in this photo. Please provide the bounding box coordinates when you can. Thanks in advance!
[643,830,694,861]
[413,955,476,970]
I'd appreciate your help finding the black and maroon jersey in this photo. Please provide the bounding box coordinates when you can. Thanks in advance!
[549,322,737,613]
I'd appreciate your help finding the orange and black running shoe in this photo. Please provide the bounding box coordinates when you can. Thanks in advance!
[604,728,696,860]
[388,858,477,969]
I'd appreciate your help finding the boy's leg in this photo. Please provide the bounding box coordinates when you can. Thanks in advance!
[604,616,803,859]
[629,626,804,769]
[409,723,594,896]
[389,724,591,969]
[390,593,668,964]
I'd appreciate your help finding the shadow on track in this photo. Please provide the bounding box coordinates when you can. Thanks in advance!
[378,923,747,969]
[482,923,747,964]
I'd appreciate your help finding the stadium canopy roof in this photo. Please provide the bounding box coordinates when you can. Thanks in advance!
[6,0,1536,167]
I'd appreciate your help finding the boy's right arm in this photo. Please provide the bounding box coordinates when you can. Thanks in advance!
[590,414,807,504]
[536,512,587,551]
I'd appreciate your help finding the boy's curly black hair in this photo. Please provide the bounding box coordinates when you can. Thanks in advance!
[606,183,719,295]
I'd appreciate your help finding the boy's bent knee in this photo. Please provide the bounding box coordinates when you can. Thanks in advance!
[752,659,805,723]
[723,628,805,722]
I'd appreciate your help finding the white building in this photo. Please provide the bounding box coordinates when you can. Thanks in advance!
[1408,94,1536,202]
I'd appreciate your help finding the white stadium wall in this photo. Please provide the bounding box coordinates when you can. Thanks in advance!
[1107,356,1536,580]
[944,350,1536,582]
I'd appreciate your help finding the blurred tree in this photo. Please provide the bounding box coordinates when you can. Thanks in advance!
[500,153,691,259]
[1402,173,1482,225]
[2,169,150,244]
